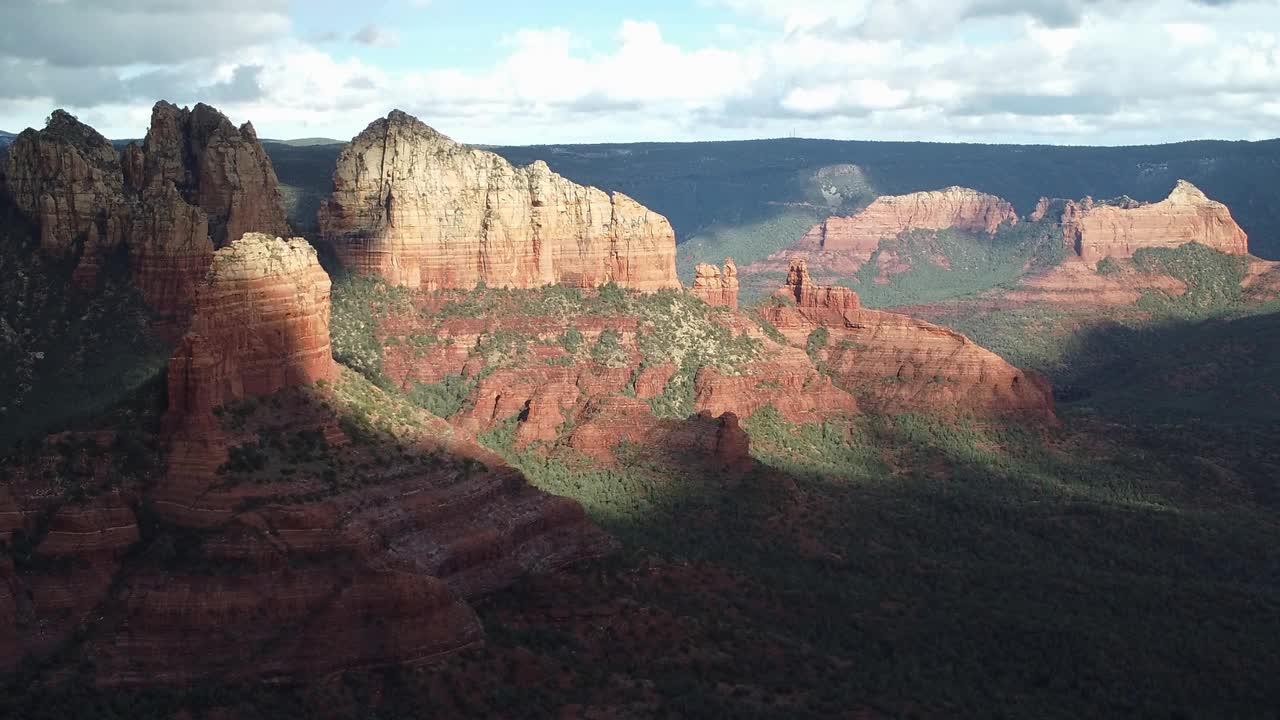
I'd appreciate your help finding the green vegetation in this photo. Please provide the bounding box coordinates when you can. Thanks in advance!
[407,374,476,419]
[850,222,1064,308]
[0,199,169,448]
[329,274,412,382]
[589,328,627,368]
[1132,242,1250,316]
[804,326,829,360]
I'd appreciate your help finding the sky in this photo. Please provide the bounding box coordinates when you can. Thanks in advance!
[1,0,1279,146]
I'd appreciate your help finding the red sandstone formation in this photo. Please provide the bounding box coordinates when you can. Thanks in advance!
[166,234,337,426]
[318,110,680,291]
[690,258,740,309]
[1049,181,1248,265]
[2,103,289,324]
[3,110,125,259]
[1004,256,1187,306]
[138,101,289,247]
[1,234,613,685]
[796,187,1017,258]
[744,187,1018,277]
[763,259,1056,422]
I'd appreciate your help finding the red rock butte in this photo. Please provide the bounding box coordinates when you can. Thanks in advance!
[166,233,337,428]
[319,110,681,291]
[1051,180,1249,266]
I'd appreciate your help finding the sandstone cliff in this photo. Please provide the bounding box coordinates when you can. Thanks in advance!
[690,258,740,309]
[3,110,125,259]
[0,233,613,685]
[762,260,1055,422]
[318,110,680,291]
[1034,180,1244,265]
[1053,181,1249,265]
[166,234,337,426]
[746,186,1018,277]
[1,103,289,325]
[796,187,1017,258]
[138,101,289,247]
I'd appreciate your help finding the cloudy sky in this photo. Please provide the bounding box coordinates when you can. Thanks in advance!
[2,0,1278,145]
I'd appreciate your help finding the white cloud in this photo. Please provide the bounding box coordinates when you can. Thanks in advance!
[351,24,401,49]
[1,0,1279,145]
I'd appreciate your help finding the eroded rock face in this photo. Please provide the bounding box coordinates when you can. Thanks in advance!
[139,101,289,247]
[318,110,680,291]
[2,103,288,326]
[166,234,337,427]
[796,187,1017,260]
[763,260,1055,422]
[1055,181,1248,265]
[690,258,739,309]
[3,110,125,259]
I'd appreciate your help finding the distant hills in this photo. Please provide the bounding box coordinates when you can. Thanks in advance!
[263,137,345,147]
[491,137,1280,263]
[0,131,16,147]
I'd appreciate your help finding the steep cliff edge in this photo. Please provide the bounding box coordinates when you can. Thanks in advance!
[166,234,336,424]
[318,111,680,291]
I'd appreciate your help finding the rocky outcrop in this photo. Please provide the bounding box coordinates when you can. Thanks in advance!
[2,103,289,325]
[1049,181,1248,265]
[318,110,680,291]
[690,258,739,309]
[744,187,1018,277]
[763,260,1055,422]
[138,101,289,247]
[795,187,1017,260]
[3,110,126,259]
[166,234,337,427]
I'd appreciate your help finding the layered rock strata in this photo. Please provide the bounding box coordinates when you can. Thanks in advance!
[318,110,680,291]
[1,235,612,685]
[166,234,337,426]
[747,187,1018,276]
[797,187,1017,257]
[1043,180,1249,265]
[763,260,1055,422]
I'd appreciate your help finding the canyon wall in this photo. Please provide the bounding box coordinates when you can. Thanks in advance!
[796,187,1017,259]
[318,110,680,291]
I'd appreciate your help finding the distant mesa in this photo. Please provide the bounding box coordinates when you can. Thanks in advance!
[318,109,681,291]
[747,186,1018,276]
[1037,179,1249,266]
[1,102,290,328]
[796,186,1017,259]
